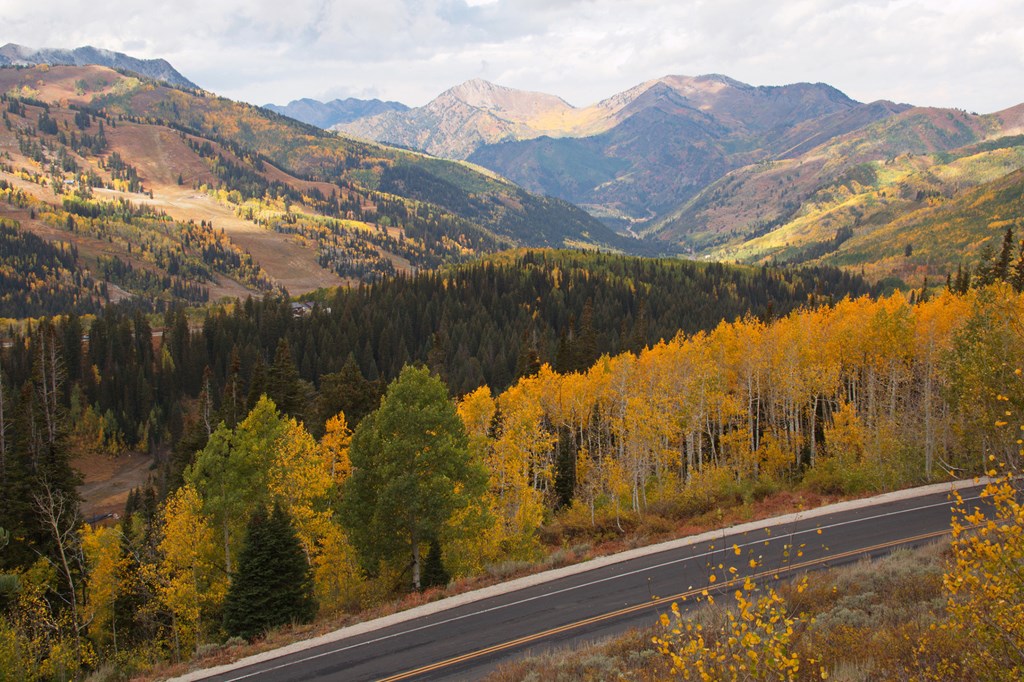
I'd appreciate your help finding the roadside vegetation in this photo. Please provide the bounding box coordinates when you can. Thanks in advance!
[488,455,1024,682]
[0,277,1022,679]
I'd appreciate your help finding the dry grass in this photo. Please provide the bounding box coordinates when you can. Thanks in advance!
[483,542,951,682]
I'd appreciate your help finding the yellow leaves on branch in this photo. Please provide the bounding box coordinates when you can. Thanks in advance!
[320,413,353,485]
[943,465,1024,678]
[653,575,825,681]
[157,484,227,653]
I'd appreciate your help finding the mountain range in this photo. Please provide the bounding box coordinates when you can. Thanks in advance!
[332,76,912,230]
[0,61,626,311]
[3,45,1024,297]
[0,43,197,89]
[311,76,1024,284]
[264,97,408,129]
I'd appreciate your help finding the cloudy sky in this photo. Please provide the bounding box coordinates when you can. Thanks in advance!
[3,0,1022,112]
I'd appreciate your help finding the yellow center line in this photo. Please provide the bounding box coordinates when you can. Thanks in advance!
[377,528,951,681]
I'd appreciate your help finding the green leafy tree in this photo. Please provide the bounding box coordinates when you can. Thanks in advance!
[185,396,283,573]
[341,365,487,590]
[223,504,316,641]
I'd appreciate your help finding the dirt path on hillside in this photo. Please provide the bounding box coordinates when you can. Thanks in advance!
[77,450,158,522]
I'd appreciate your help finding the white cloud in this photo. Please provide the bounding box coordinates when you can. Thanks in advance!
[0,0,1021,112]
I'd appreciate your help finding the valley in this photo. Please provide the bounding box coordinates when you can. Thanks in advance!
[0,48,1021,682]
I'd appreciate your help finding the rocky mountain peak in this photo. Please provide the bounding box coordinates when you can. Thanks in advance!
[441,78,573,118]
[0,43,197,89]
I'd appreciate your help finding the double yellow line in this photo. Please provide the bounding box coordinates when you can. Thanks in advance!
[379,529,951,681]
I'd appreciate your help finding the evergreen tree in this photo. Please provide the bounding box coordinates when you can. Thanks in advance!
[267,339,304,420]
[421,537,449,589]
[315,354,380,435]
[974,242,997,287]
[246,355,267,412]
[220,347,243,429]
[1011,240,1024,293]
[515,326,542,379]
[954,263,972,294]
[995,226,1015,283]
[223,504,316,641]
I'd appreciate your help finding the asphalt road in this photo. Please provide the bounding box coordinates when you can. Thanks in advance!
[191,484,985,682]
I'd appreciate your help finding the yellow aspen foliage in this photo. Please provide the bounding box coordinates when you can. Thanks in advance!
[574,446,603,525]
[940,461,1024,680]
[320,412,353,485]
[269,417,332,542]
[310,523,365,615]
[1,560,96,680]
[755,432,792,483]
[449,386,506,572]
[824,401,866,463]
[157,484,227,656]
[653,573,826,681]
[490,377,553,557]
[81,524,121,648]
[458,385,496,446]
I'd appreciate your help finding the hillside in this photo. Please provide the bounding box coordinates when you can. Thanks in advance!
[648,105,1024,284]
[0,43,197,89]
[73,69,625,250]
[338,75,904,231]
[0,64,629,312]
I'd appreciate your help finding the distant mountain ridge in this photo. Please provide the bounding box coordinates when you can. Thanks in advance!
[335,79,581,158]
[337,75,866,158]
[264,97,409,129]
[0,43,197,89]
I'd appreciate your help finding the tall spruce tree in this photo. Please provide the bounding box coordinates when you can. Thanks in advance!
[223,504,316,641]
[995,226,1015,283]
[267,339,304,420]
[421,538,449,589]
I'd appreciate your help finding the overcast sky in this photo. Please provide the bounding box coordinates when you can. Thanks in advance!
[3,0,1022,112]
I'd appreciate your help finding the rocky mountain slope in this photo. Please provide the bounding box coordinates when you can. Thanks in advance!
[653,104,1024,285]
[0,43,197,89]
[338,75,909,230]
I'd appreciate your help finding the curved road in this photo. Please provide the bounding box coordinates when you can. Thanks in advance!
[179,481,987,682]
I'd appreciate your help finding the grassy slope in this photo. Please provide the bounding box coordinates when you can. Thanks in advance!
[649,106,1024,285]
[82,74,626,250]
[0,65,635,310]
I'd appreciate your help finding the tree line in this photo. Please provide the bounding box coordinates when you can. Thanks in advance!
[1,280,1020,677]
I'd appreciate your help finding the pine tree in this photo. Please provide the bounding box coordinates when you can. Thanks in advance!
[1010,240,1024,293]
[246,355,267,412]
[421,537,449,589]
[315,354,380,435]
[995,226,1015,283]
[220,347,243,428]
[974,242,997,287]
[267,339,304,420]
[223,504,316,641]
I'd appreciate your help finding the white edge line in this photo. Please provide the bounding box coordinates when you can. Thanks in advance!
[168,476,988,681]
